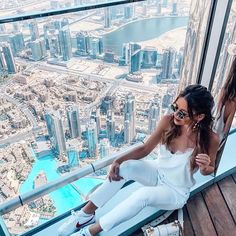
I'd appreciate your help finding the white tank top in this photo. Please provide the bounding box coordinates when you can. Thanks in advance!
[155,144,196,196]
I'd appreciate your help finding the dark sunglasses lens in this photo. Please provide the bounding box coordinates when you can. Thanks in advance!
[171,104,177,112]
[177,111,186,119]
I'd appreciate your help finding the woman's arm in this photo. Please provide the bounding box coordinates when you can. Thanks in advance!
[196,132,220,175]
[223,100,236,135]
[114,115,171,165]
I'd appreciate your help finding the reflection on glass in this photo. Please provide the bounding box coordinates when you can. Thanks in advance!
[0,1,193,234]
[178,0,212,91]
[211,1,236,174]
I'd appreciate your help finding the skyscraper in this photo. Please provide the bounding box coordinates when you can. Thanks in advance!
[130,49,142,73]
[48,30,61,58]
[59,27,72,61]
[99,138,110,159]
[123,93,136,143]
[90,110,101,137]
[0,52,6,71]
[1,43,17,74]
[161,48,175,79]
[142,47,158,68]
[104,8,112,28]
[9,32,25,56]
[67,105,81,139]
[29,21,40,41]
[91,38,100,58]
[157,2,162,15]
[106,110,115,143]
[122,42,141,65]
[45,110,67,155]
[86,120,98,158]
[76,31,90,55]
[172,2,177,15]
[67,148,79,168]
[124,5,134,19]
[29,39,47,61]
[148,103,160,134]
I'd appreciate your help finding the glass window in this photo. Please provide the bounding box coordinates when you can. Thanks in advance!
[0,0,217,234]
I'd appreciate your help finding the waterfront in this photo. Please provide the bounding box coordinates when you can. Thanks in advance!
[102,16,189,55]
[20,149,104,216]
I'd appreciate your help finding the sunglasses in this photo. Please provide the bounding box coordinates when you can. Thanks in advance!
[170,103,189,119]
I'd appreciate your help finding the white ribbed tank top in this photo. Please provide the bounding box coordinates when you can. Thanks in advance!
[155,144,196,195]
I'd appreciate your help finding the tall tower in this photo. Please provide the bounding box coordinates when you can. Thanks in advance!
[86,120,98,158]
[161,48,175,79]
[67,148,79,168]
[67,105,81,139]
[130,49,142,73]
[124,5,134,19]
[76,31,90,55]
[59,27,72,61]
[99,138,110,159]
[123,93,136,143]
[9,32,25,56]
[148,103,160,134]
[29,39,47,61]
[29,21,40,41]
[104,8,112,28]
[90,110,101,137]
[48,30,61,58]
[45,110,66,155]
[106,110,115,143]
[1,43,17,74]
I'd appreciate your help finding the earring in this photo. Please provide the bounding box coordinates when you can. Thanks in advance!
[193,122,199,130]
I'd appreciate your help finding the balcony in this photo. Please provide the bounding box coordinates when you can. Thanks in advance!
[0,0,236,235]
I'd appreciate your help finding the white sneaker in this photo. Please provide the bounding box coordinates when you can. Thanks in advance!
[70,225,92,236]
[58,210,95,236]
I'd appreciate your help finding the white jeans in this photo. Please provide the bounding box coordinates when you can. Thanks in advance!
[89,160,188,232]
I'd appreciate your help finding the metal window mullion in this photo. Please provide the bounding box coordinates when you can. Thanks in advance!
[199,0,233,89]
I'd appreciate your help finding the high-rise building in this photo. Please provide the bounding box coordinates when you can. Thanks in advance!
[61,18,69,28]
[29,21,40,41]
[161,48,175,79]
[172,2,177,15]
[157,2,162,15]
[124,5,134,19]
[104,8,112,28]
[67,105,81,139]
[1,43,17,74]
[122,42,141,65]
[142,47,158,68]
[148,103,160,134]
[48,30,61,58]
[99,138,110,159]
[45,110,67,155]
[86,120,98,157]
[67,148,79,167]
[9,32,25,56]
[0,24,6,33]
[90,110,101,137]
[29,39,47,61]
[130,49,142,73]
[76,31,90,55]
[123,93,136,143]
[104,50,115,63]
[59,27,72,61]
[91,38,100,58]
[106,110,115,143]
[0,52,6,71]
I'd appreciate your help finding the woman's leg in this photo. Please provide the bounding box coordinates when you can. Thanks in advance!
[84,160,159,213]
[97,185,182,232]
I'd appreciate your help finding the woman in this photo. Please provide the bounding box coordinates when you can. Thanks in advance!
[214,56,236,143]
[58,85,219,236]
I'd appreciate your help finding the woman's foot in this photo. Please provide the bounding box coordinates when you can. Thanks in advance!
[58,210,95,236]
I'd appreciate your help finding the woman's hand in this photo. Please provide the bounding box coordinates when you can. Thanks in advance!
[195,154,211,172]
[108,161,123,182]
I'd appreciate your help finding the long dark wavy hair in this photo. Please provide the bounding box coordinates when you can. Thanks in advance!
[162,85,215,170]
[218,56,236,116]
